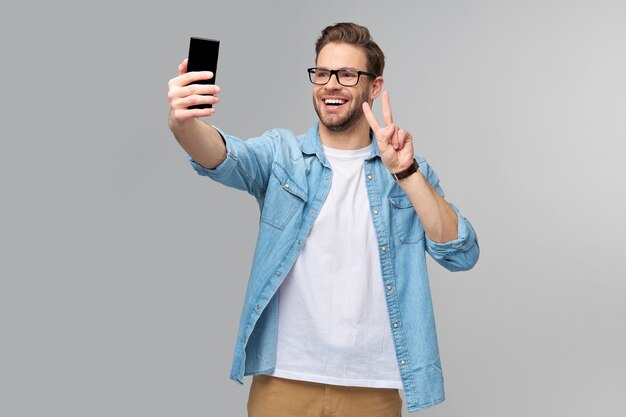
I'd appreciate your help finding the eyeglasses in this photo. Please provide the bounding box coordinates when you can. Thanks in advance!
[307,67,377,87]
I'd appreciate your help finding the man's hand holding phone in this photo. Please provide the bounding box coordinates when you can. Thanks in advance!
[167,37,225,169]
[169,36,221,130]
[167,59,221,129]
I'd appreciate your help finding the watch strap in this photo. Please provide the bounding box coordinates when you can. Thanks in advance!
[392,159,419,181]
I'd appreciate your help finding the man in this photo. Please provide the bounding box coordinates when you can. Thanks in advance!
[168,22,479,416]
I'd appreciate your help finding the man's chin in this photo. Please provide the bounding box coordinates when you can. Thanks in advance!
[324,122,351,132]
[315,104,362,132]
[320,114,360,132]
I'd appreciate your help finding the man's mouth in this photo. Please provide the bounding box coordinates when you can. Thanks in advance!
[324,98,347,107]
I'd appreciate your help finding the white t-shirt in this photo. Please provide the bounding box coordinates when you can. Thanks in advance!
[272,144,402,389]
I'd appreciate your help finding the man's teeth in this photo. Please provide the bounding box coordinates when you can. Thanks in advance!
[324,99,346,105]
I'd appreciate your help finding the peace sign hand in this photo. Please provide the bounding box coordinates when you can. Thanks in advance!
[362,91,415,174]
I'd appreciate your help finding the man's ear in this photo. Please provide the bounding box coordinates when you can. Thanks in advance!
[370,76,384,100]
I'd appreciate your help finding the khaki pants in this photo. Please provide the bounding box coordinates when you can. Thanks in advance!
[247,375,403,417]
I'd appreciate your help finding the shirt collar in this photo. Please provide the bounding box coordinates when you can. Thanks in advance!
[299,122,382,163]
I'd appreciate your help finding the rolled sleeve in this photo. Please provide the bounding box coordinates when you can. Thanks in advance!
[425,203,479,272]
[188,127,239,180]
[187,126,276,198]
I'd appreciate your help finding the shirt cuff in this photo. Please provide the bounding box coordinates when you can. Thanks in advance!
[425,204,477,257]
[187,126,238,180]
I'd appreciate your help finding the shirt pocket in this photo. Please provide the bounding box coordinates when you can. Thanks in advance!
[260,162,308,230]
[388,194,425,244]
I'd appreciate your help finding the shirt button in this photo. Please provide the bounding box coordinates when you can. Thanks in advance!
[400,360,407,366]
[256,304,261,310]
[324,175,329,180]
[276,271,282,277]
[367,175,373,180]
[386,285,392,291]
[373,209,379,215]
[381,246,387,252]
[393,323,399,328]
[309,209,315,215]
[283,183,289,189]
[296,240,302,245]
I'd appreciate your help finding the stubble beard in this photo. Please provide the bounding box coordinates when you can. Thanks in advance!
[314,89,371,133]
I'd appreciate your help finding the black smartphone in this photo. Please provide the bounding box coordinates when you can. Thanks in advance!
[187,37,220,109]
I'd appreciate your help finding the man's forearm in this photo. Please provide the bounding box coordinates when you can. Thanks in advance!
[397,171,459,243]
[170,118,227,169]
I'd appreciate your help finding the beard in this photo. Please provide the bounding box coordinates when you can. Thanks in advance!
[313,88,371,132]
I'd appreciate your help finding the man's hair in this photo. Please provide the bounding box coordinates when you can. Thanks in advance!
[315,22,385,76]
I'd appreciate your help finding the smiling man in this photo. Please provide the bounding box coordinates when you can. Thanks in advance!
[168,22,479,416]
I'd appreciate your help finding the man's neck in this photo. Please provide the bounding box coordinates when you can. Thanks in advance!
[318,119,372,150]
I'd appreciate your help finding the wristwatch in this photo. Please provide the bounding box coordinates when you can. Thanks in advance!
[392,159,419,181]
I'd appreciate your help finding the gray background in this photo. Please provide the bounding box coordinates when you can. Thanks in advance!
[1,0,625,416]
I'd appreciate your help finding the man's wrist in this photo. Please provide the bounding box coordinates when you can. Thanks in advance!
[392,159,419,181]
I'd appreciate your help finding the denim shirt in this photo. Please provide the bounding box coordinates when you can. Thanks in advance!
[188,123,479,413]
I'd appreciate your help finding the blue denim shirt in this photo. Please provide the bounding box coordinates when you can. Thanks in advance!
[189,123,479,412]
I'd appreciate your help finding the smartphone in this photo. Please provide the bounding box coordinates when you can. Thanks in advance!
[187,37,220,109]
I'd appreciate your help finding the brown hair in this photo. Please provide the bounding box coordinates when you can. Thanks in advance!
[315,22,385,76]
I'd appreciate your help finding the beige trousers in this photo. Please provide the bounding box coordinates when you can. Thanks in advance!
[247,375,403,417]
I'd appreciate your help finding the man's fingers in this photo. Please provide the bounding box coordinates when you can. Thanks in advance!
[390,129,399,150]
[168,83,221,106]
[168,63,220,127]
[170,71,213,89]
[180,82,221,97]
[177,93,220,108]
[362,102,382,132]
[383,124,396,140]
[396,129,412,152]
[398,129,412,143]
[391,128,409,149]
[178,58,189,76]
[375,124,397,152]
[382,91,394,126]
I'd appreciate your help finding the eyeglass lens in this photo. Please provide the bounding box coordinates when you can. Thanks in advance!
[311,69,360,86]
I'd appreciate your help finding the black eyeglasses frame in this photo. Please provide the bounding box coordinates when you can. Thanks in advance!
[307,67,378,86]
